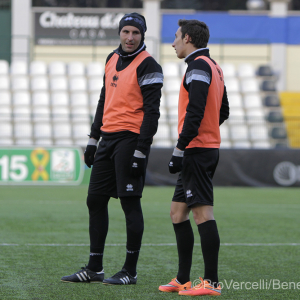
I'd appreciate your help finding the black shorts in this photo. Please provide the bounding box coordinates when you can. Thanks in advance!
[88,133,148,198]
[172,149,219,207]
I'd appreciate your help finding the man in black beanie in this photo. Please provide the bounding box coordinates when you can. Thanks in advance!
[61,13,163,285]
[118,12,147,42]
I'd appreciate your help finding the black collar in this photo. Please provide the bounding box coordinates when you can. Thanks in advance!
[114,42,146,60]
[185,48,210,64]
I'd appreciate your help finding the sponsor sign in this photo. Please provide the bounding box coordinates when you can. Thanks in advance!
[34,11,124,46]
[0,147,84,185]
[273,161,300,186]
[213,149,300,187]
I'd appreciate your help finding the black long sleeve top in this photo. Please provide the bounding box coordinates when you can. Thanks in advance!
[176,48,230,151]
[90,43,163,154]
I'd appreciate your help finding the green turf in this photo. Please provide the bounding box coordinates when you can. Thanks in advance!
[0,186,300,299]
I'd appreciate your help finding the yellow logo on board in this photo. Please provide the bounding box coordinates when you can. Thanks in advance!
[30,148,50,181]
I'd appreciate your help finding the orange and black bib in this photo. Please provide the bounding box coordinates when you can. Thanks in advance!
[101,51,151,134]
[178,56,224,148]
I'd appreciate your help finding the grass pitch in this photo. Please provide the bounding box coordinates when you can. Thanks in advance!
[0,186,299,299]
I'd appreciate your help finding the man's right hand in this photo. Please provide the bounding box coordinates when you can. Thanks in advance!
[84,138,98,168]
[168,147,184,174]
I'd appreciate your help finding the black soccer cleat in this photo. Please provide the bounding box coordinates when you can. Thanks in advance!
[61,266,104,283]
[102,268,137,285]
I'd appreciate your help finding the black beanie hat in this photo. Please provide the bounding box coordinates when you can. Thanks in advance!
[118,12,147,40]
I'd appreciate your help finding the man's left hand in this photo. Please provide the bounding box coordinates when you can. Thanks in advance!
[169,147,184,174]
[130,150,146,177]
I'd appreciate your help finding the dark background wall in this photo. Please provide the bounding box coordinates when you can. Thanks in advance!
[146,148,300,187]
[0,0,11,63]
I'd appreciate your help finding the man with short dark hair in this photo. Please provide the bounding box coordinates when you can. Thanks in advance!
[61,12,163,285]
[159,19,229,296]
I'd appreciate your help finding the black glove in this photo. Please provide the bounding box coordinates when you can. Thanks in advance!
[168,147,184,174]
[84,138,97,168]
[130,150,146,177]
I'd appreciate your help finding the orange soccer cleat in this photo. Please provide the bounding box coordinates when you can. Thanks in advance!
[159,278,192,293]
[178,277,221,296]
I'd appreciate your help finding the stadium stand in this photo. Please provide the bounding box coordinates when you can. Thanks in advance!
[162,62,180,78]
[270,126,287,139]
[88,77,103,92]
[0,122,13,137]
[10,61,27,75]
[31,76,48,91]
[240,78,260,93]
[48,61,66,76]
[14,122,32,139]
[68,61,85,76]
[70,92,89,107]
[232,141,251,148]
[32,106,51,122]
[86,62,104,77]
[0,60,9,75]
[11,76,29,91]
[0,106,11,122]
[266,111,284,123]
[30,61,47,75]
[159,106,168,123]
[225,78,239,93]
[246,109,265,125]
[53,122,72,139]
[0,75,10,90]
[180,63,187,77]
[243,93,262,109]
[13,106,31,121]
[0,60,286,148]
[12,91,30,106]
[261,80,277,92]
[32,91,50,106]
[69,76,87,92]
[0,90,10,105]
[51,91,69,106]
[50,76,68,91]
[237,63,256,78]
[257,65,274,77]
[220,63,236,78]
[264,94,280,107]
[227,93,242,108]
[52,107,70,121]
[164,77,181,93]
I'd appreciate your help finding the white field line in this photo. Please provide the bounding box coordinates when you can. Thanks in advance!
[1,243,300,247]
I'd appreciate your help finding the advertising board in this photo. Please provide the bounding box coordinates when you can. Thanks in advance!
[34,10,124,46]
[0,147,84,185]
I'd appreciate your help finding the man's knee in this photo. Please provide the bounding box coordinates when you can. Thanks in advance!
[191,204,214,225]
[86,194,110,211]
[170,202,190,224]
[120,197,144,233]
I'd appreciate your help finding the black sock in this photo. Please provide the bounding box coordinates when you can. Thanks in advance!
[198,220,220,287]
[173,220,194,284]
[120,197,144,277]
[86,194,110,272]
[87,252,103,272]
[123,249,140,276]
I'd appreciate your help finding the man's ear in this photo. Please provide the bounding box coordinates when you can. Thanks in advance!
[184,34,192,44]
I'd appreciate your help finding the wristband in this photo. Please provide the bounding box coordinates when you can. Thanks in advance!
[172,147,184,157]
[134,150,146,158]
[87,138,98,146]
